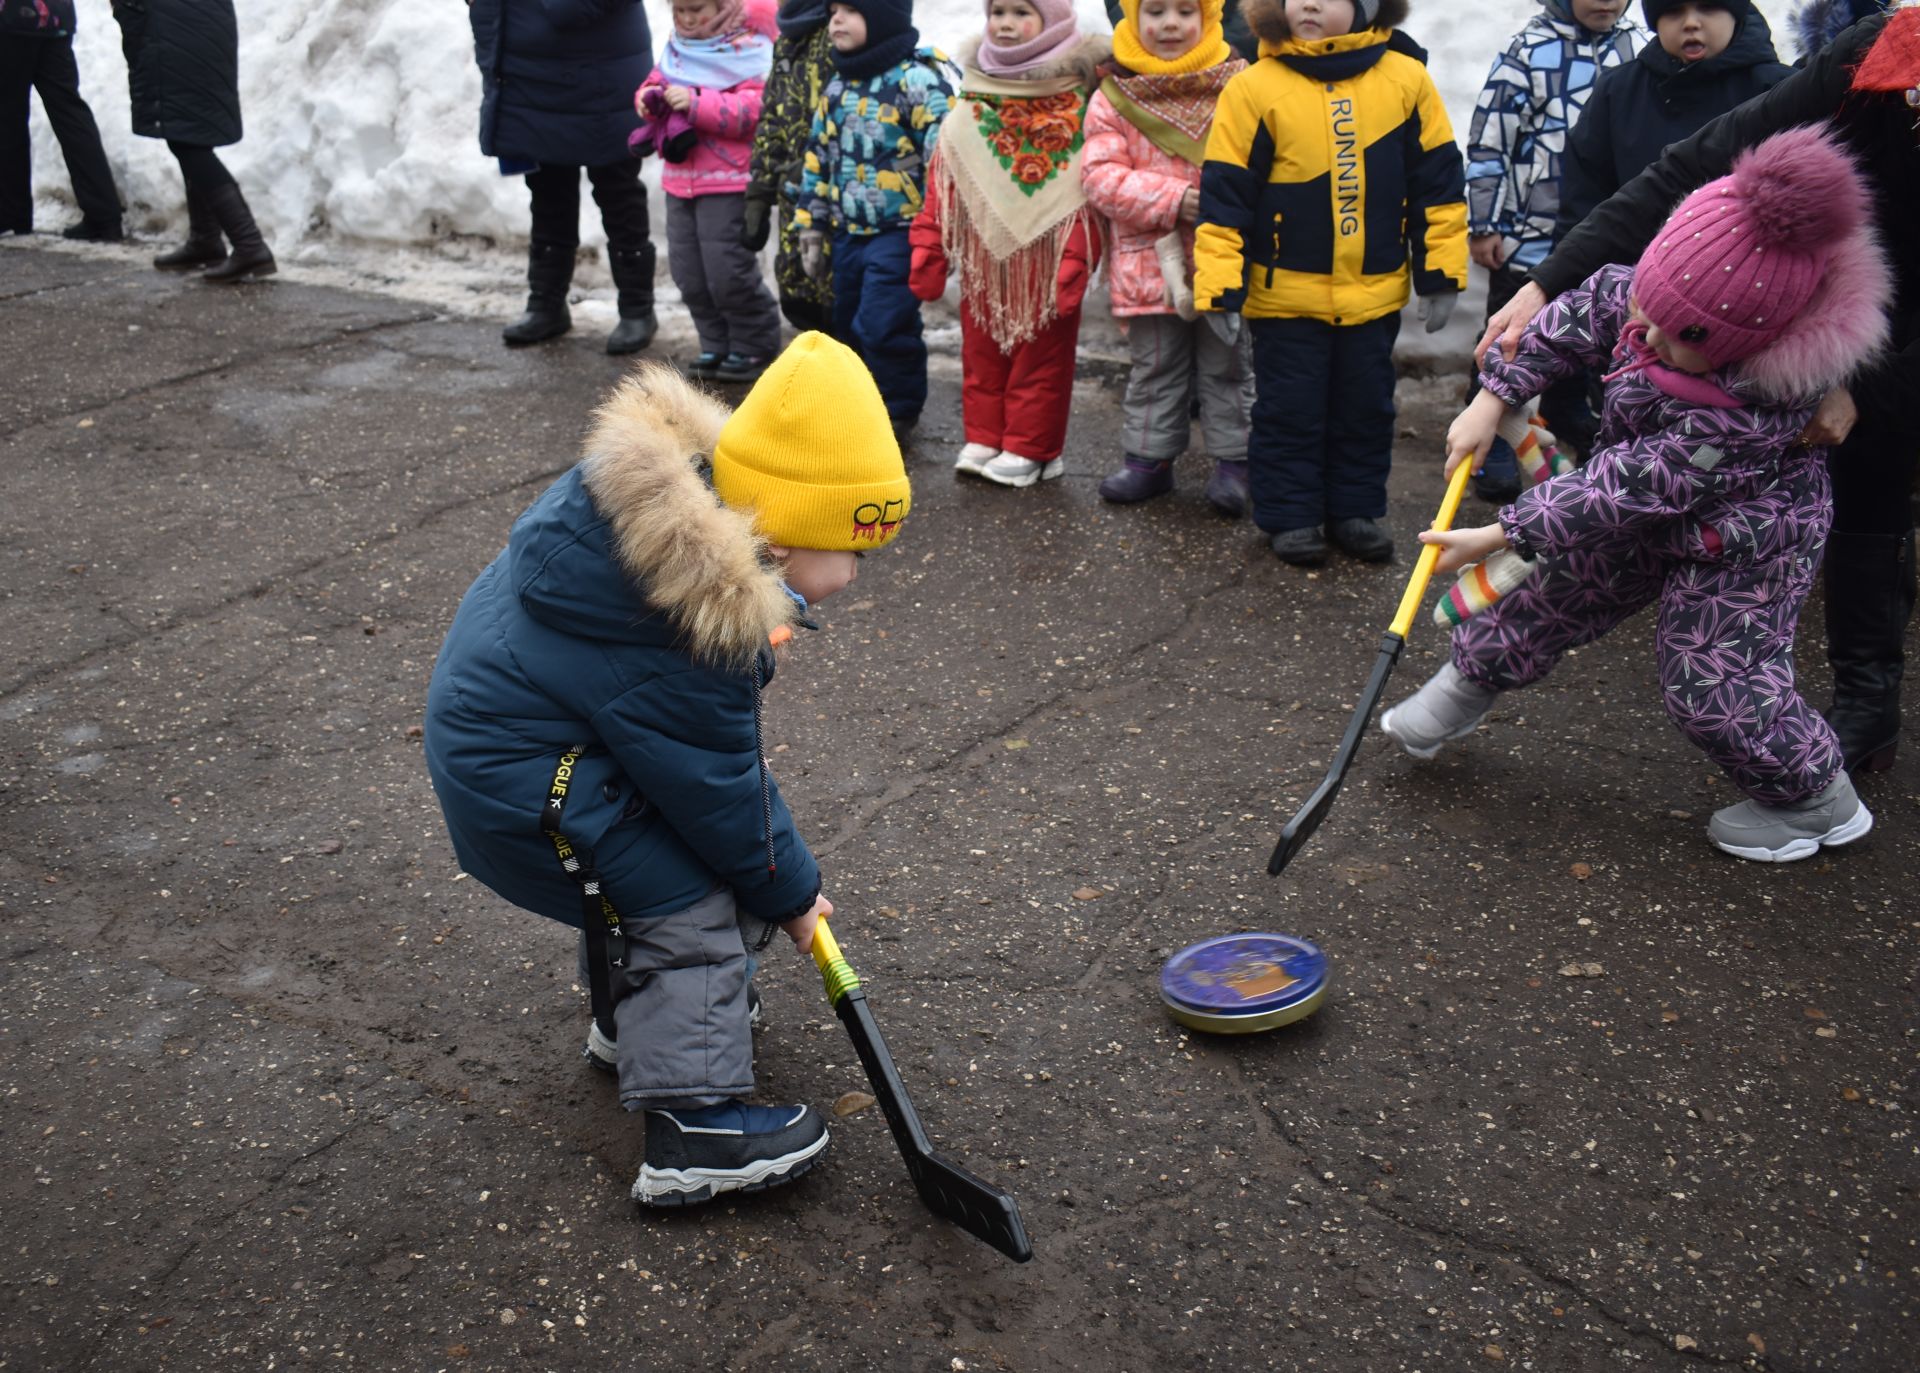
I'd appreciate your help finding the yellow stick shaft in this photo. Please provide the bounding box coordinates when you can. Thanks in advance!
[810,917,842,973]
[1387,458,1475,641]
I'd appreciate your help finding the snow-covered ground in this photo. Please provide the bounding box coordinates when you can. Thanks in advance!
[21,0,1800,356]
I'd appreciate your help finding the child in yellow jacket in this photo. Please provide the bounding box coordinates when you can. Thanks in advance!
[1194,0,1466,566]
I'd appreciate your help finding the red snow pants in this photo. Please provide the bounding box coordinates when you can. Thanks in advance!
[960,299,1083,464]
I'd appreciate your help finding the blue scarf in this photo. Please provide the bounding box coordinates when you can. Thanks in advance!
[660,27,775,90]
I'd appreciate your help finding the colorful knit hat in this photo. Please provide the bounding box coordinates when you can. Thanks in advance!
[712,333,912,551]
[976,0,1080,78]
[1113,0,1232,75]
[1630,124,1870,376]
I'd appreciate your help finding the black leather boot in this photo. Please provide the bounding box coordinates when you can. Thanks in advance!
[502,241,574,346]
[200,183,277,282]
[153,185,224,270]
[1822,529,1915,774]
[605,244,658,355]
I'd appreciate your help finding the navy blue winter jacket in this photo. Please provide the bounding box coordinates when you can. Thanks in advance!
[469,0,653,168]
[1556,7,1790,239]
[424,370,820,932]
[110,0,241,147]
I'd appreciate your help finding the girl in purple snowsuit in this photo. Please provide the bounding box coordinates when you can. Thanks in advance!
[1382,124,1891,863]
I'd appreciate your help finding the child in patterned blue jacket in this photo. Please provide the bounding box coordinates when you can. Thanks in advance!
[795,0,953,430]
[1464,1,1646,496]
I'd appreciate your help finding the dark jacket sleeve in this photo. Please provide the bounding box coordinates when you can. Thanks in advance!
[594,663,822,925]
[1532,15,1876,297]
[1554,77,1618,245]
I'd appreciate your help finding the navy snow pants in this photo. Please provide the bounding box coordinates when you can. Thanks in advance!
[831,226,926,425]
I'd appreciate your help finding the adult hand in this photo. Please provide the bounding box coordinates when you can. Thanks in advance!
[1445,389,1509,478]
[782,893,833,954]
[1203,311,1241,349]
[664,86,693,113]
[1178,187,1200,225]
[1475,279,1548,367]
[1799,385,1858,448]
[741,196,771,252]
[1418,523,1510,576]
[1468,234,1506,272]
[799,230,828,281]
[1419,290,1457,335]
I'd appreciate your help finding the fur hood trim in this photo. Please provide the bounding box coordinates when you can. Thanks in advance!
[1737,219,1891,404]
[580,365,797,670]
[956,33,1110,89]
[1244,0,1409,44]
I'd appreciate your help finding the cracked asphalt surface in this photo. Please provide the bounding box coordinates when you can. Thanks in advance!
[2,241,1916,1372]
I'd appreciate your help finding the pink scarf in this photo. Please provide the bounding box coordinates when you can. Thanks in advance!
[976,5,1080,79]
[1603,320,1746,409]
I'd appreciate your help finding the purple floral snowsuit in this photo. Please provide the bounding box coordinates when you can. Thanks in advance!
[1456,264,1844,805]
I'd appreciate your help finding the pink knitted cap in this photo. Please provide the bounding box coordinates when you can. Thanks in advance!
[976,0,1081,78]
[1631,125,1870,374]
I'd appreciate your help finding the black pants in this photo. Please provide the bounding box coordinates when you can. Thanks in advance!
[0,36,119,232]
[1830,402,1919,540]
[1247,312,1400,533]
[525,160,651,253]
[166,141,235,198]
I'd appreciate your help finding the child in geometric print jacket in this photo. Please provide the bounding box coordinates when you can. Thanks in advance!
[1382,125,1891,865]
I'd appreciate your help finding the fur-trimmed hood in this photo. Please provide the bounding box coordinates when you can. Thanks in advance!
[956,32,1110,90]
[561,365,797,670]
[1243,0,1409,44]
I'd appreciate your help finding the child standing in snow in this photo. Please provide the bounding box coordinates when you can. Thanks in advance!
[1084,0,1254,513]
[796,0,954,431]
[909,0,1107,487]
[424,334,911,1206]
[1383,127,1890,863]
[1465,1,1646,492]
[1195,0,1467,567]
[635,0,785,383]
[744,0,841,334]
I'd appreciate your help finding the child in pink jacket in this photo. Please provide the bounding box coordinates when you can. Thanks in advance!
[1082,0,1252,514]
[635,0,784,382]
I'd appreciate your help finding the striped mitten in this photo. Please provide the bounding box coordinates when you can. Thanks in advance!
[1434,547,1540,628]
[1496,401,1572,487]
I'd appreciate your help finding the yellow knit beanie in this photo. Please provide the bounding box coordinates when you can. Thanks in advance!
[711,332,912,552]
[1113,0,1231,75]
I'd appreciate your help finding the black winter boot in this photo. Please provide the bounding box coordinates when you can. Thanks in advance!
[1823,529,1915,774]
[153,185,224,270]
[502,241,575,346]
[605,244,658,355]
[200,183,276,283]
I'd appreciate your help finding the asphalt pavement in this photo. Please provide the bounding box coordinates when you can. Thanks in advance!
[2,239,1915,1373]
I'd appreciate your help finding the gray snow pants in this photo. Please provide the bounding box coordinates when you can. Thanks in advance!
[1121,313,1254,463]
[664,191,782,359]
[576,886,763,1110]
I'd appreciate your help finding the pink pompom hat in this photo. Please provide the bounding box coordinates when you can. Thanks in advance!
[1631,123,1891,400]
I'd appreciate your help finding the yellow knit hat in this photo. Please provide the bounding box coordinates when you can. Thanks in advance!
[711,332,912,552]
[1113,0,1231,75]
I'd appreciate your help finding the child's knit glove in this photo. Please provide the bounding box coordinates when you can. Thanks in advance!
[799,230,828,282]
[1433,546,1540,628]
[1154,231,1196,321]
[1418,290,1458,334]
[1494,399,1573,487]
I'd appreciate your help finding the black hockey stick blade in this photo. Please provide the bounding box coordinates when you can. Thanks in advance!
[1267,632,1404,876]
[834,988,1034,1262]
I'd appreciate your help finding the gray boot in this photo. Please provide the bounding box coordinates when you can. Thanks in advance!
[1708,774,1873,863]
[1380,662,1499,759]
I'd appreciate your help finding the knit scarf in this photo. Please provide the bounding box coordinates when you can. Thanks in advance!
[831,28,921,78]
[1111,18,1231,76]
[776,0,829,40]
[1100,61,1245,166]
[977,12,1081,79]
[660,24,775,90]
[1603,320,1747,408]
[933,65,1097,351]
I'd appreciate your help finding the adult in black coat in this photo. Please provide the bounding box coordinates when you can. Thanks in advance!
[468,0,658,354]
[0,0,122,239]
[1557,0,1792,237]
[110,0,273,281]
[1480,11,1920,778]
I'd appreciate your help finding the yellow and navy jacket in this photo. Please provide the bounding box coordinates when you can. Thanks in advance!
[1194,27,1467,324]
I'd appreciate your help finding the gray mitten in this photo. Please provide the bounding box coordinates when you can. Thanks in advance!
[799,230,827,282]
[1418,290,1458,335]
[1154,232,1196,321]
[1202,310,1242,349]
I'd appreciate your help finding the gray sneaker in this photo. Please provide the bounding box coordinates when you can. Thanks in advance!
[1708,774,1873,863]
[1380,662,1499,759]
